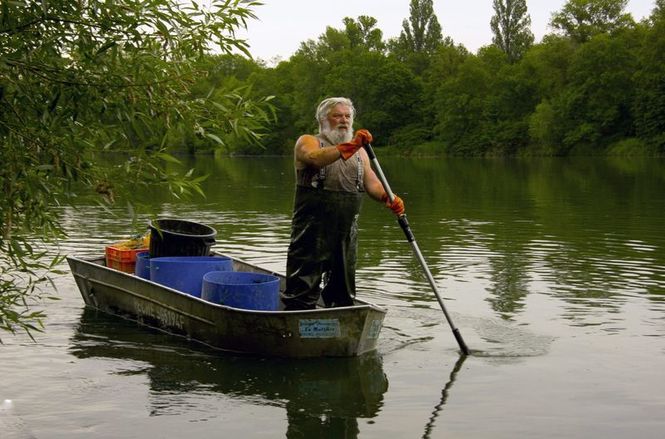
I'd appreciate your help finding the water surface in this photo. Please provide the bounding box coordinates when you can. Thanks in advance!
[2,156,664,438]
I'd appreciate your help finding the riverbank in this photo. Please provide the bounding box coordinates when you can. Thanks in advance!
[375,137,663,157]
[207,137,663,158]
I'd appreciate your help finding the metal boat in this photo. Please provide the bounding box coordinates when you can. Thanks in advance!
[67,254,386,357]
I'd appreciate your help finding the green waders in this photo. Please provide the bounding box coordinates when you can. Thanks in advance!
[282,185,363,310]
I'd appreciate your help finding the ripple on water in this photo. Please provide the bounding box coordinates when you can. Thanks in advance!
[465,316,555,360]
[378,305,554,361]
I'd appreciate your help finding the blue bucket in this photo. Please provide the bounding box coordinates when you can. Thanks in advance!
[150,256,233,297]
[201,271,280,311]
[134,251,151,279]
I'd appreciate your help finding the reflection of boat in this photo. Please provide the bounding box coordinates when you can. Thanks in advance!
[71,308,389,436]
[67,254,386,357]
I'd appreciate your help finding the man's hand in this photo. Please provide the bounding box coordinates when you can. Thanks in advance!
[336,129,373,160]
[353,129,373,146]
[381,193,405,216]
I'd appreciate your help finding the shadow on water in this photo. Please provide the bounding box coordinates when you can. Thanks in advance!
[69,309,389,438]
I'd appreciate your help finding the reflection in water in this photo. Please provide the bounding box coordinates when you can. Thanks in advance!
[421,355,467,439]
[69,309,389,438]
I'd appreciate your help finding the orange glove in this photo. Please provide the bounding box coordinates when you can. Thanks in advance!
[381,193,405,216]
[353,129,373,146]
[336,129,373,160]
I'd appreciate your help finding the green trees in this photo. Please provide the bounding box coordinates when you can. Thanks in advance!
[490,0,534,62]
[633,18,665,153]
[343,16,386,52]
[389,0,446,74]
[235,1,662,157]
[434,54,495,154]
[550,0,634,43]
[654,0,665,21]
[252,15,422,147]
[395,0,443,54]
[525,37,577,154]
[559,33,638,152]
[0,0,272,339]
[526,30,639,155]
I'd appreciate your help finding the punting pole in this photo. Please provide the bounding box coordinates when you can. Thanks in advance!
[364,143,469,356]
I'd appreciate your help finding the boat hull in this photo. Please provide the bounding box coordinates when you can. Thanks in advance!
[67,255,386,357]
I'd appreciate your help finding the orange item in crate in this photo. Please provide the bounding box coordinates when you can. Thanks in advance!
[105,243,148,273]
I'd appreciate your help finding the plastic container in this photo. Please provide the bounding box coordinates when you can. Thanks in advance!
[105,244,149,273]
[150,256,233,297]
[148,219,217,258]
[201,271,280,311]
[134,251,151,279]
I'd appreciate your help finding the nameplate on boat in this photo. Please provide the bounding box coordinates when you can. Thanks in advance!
[299,319,341,338]
[367,319,382,339]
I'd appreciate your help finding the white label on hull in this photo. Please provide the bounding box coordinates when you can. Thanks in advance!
[367,319,382,339]
[299,319,341,338]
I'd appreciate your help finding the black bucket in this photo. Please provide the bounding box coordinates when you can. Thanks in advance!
[148,219,217,258]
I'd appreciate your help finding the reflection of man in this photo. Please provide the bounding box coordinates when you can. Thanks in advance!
[282,97,405,310]
[284,354,388,438]
[287,413,359,438]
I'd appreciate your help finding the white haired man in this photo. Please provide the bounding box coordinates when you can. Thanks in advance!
[281,97,405,310]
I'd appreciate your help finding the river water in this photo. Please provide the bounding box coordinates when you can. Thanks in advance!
[2,156,664,438]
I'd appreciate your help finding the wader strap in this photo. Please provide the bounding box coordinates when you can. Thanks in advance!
[312,140,326,189]
[313,143,363,191]
[356,154,362,191]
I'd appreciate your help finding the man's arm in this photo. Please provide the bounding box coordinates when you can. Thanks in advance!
[294,134,343,170]
[360,148,386,201]
[360,148,406,215]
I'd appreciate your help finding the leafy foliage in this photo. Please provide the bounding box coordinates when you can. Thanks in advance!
[633,19,665,152]
[550,0,634,43]
[388,0,447,74]
[0,247,64,343]
[654,0,665,21]
[212,2,661,158]
[342,16,386,52]
[395,0,443,54]
[0,0,273,339]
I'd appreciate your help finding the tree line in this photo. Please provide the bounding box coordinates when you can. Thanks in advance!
[191,0,665,157]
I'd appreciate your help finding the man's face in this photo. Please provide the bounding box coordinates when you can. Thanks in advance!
[322,104,353,144]
[327,104,353,131]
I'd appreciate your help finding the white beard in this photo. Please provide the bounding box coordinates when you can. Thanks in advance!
[321,121,353,145]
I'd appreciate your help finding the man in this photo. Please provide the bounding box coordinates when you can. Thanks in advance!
[281,97,405,310]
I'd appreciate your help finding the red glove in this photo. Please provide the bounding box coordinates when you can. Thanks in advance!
[381,193,405,216]
[336,129,373,160]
